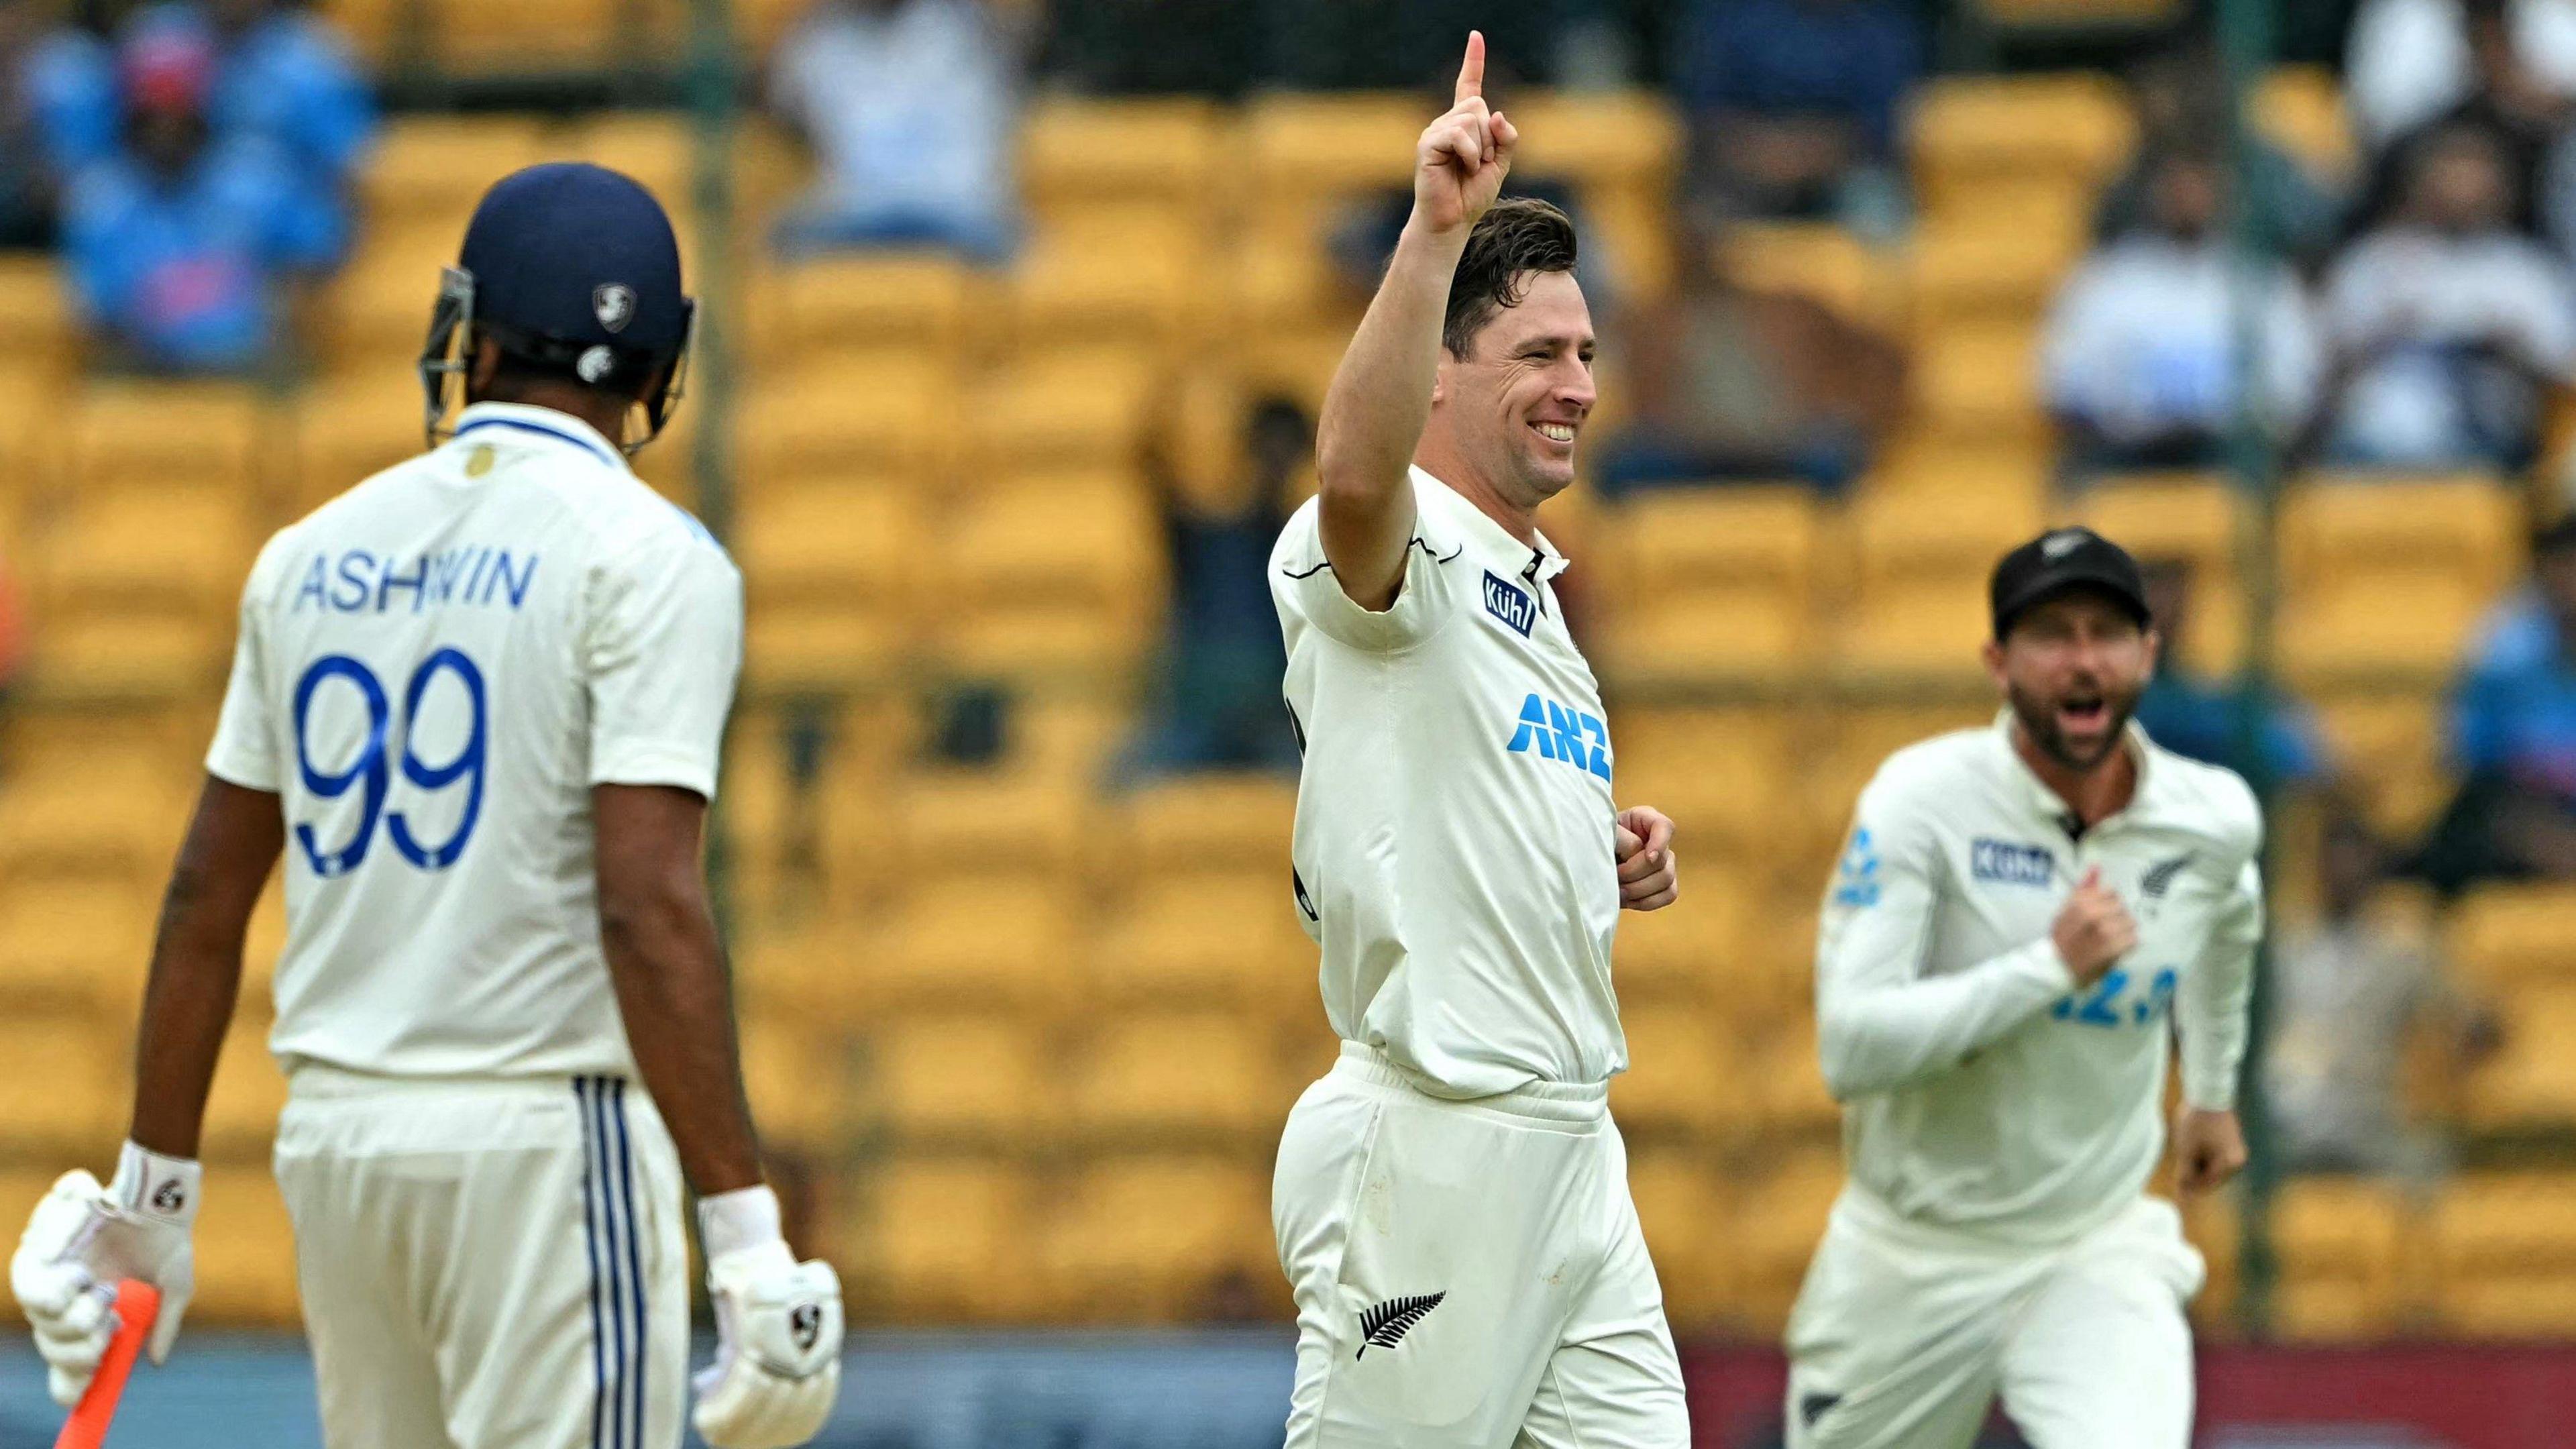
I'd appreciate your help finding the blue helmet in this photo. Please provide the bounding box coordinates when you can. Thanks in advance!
[421,162,698,451]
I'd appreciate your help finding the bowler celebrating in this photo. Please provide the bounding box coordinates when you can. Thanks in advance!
[1788,528,2263,1448]
[11,165,841,1448]
[1268,33,1689,1449]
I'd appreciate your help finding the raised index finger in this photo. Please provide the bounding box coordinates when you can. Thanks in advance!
[1455,30,1485,106]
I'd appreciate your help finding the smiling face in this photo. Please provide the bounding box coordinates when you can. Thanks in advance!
[1430,268,1597,508]
[1984,590,2161,772]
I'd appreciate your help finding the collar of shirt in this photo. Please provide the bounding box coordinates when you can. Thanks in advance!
[451,401,628,472]
[1412,465,1571,591]
[1988,708,2161,834]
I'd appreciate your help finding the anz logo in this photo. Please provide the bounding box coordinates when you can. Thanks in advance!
[1506,693,1611,782]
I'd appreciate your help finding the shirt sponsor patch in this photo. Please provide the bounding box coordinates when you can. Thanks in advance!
[1506,692,1611,781]
[1971,838,2056,887]
[1832,828,1882,908]
[1482,570,1537,637]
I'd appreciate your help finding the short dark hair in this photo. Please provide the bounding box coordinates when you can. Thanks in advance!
[1442,198,1579,358]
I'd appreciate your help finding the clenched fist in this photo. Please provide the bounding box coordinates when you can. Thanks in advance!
[2051,866,2136,986]
[1410,31,1519,236]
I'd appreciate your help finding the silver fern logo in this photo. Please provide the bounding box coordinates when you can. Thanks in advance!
[1356,1292,1446,1359]
[2142,854,2194,900]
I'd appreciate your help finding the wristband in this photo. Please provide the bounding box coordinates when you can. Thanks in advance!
[111,1140,203,1226]
[697,1184,784,1262]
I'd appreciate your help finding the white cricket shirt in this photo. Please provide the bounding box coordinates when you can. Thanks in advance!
[1815,714,2263,1242]
[206,402,744,1081]
[1271,467,1626,1098]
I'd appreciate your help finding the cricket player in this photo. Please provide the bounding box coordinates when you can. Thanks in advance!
[10,164,843,1449]
[1267,33,1689,1448]
[1786,527,2263,1448]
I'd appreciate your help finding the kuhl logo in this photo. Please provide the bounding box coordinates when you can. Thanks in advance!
[1356,1292,1445,1359]
[1481,570,1537,637]
[1971,838,2056,887]
[1506,694,1610,782]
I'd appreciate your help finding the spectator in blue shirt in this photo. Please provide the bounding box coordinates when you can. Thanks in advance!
[30,0,372,203]
[2132,556,2337,788]
[63,19,344,374]
[1675,0,1923,241]
[2416,513,2576,894]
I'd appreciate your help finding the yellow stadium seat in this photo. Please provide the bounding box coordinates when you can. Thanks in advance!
[1910,193,2089,332]
[1116,773,1296,883]
[1242,93,1422,223]
[2431,1173,2576,1338]
[1020,97,1224,222]
[2080,473,2245,576]
[2269,1177,2410,1340]
[892,769,1095,881]
[2446,883,2576,991]
[294,369,425,509]
[732,354,957,491]
[1717,223,1905,332]
[1865,437,2052,503]
[0,1009,121,1155]
[21,614,222,698]
[934,479,1163,676]
[34,484,256,631]
[1068,1010,1277,1142]
[558,112,695,219]
[360,116,549,227]
[191,1163,300,1326]
[1039,1154,1273,1320]
[1970,0,2184,31]
[203,1024,287,1159]
[857,1011,1053,1146]
[1010,211,1200,347]
[1609,1003,1744,1141]
[741,1015,849,1149]
[841,1156,1040,1322]
[2464,985,2576,1129]
[735,482,918,690]
[1912,321,2047,444]
[2255,66,2357,182]
[0,258,72,376]
[1610,705,1803,864]
[1596,487,1819,682]
[2278,476,2520,683]
[1611,865,1751,1008]
[1511,90,1683,190]
[0,751,194,885]
[963,353,1160,475]
[1837,486,2044,677]
[1732,1148,1844,1335]
[1093,873,1310,1010]
[427,0,643,75]
[864,875,1081,1010]
[748,253,975,368]
[1746,1018,1839,1140]
[1624,1146,1731,1330]
[2314,694,2448,835]
[67,384,266,496]
[1911,74,2138,212]
[0,871,154,1009]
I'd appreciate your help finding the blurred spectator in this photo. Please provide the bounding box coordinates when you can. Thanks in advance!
[2313,121,2576,471]
[2418,513,2576,893]
[1256,0,1576,91]
[2132,557,2337,788]
[2347,0,2576,151]
[1116,396,1308,780]
[2269,813,2500,1194]
[62,19,344,373]
[1674,0,1922,242]
[768,0,1020,262]
[1593,213,1905,495]
[0,0,58,248]
[2091,38,2341,263]
[30,1,371,201]
[2045,144,2322,477]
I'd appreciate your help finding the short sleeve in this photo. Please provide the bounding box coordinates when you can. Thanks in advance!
[205,539,289,792]
[584,525,743,800]
[1270,491,1468,654]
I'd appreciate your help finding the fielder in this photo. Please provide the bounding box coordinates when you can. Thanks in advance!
[1268,33,1689,1448]
[11,164,843,1449]
[1786,527,2263,1448]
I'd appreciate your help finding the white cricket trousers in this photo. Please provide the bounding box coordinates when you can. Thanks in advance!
[272,1065,690,1449]
[1784,1188,2206,1449]
[1273,1042,1689,1448]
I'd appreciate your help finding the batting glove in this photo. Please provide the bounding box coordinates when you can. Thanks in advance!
[9,1142,198,1407]
[691,1186,843,1449]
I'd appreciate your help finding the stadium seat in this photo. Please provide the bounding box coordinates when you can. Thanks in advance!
[0,258,72,380]
[741,1015,849,1149]
[1717,223,1905,332]
[1019,97,1224,225]
[2079,473,2243,576]
[1608,1004,1743,1141]
[1911,321,2047,445]
[203,1023,288,1159]
[1910,74,2138,214]
[191,1163,301,1326]
[1609,704,1803,864]
[1864,437,2052,504]
[1968,0,2183,32]
[0,1008,121,1155]
[1610,864,1752,1008]
[2254,66,2357,182]
[0,751,194,886]
[559,113,696,224]
[2430,1172,2576,1338]
[932,478,1163,676]
[735,482,920,690]
[1731,1148,1845,1335]
[360,116,549,229]
[2463,985,2576,1129]
[892,768,1096,883]
[1242,93,1422,230]
[1039,1153,1275,1321]
[1595,488,1819,683]
[863,875,1083,1010]
[1008,213,1200,347]
[1067,1010,1277,1144]
[1909,192,2089,333]
[857,1010,1054,1147]
[2446,883,2576,991]
[294,369,430,509]
[1745,1019,1839,1140]
[1510,91,1684,193]
[425,0,650,77]
[2268,1177,2410,1340]
[66,384,266,498]
[0,871,154,1010]
[746,254,977,372]
[732,354,957,492]
[1093,873,1311,1012]
[961,354,1160,475]
[2277,476,2520,684]
[841,1155,1040,1322]
[1624,1146,1731,1331]
[1837,486,2044,678]
[2314,694,2449,835]
[1116,773,1296,884]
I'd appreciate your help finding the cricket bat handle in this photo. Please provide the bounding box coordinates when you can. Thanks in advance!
[54,1279,158,1449]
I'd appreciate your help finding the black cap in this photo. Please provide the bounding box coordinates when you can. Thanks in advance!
[458,162,690,360]
[1990,527,2151,639]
